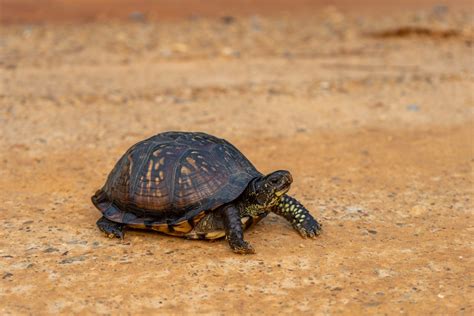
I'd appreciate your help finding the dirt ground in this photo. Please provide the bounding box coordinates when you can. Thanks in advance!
[1,0,473,314]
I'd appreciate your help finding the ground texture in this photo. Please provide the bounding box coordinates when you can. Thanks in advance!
[0,0,473,314]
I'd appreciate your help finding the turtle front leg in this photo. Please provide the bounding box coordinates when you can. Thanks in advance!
[272,195,322,238]
[222,205,255,254]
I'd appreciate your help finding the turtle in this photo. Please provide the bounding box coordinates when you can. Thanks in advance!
[91,131,321,254]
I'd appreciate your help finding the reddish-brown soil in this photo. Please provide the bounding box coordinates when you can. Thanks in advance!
[1,0,472,24]
[0,1,473,314]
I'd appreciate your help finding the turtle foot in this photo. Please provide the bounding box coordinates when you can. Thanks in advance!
[97,216,124,239]
[230,240,256,254]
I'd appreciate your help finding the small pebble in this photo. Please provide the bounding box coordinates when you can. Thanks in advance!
[410,205,428,216]
[406,104,420,112]
[44,247,59,253]
[129,11,147,22]
[221,16,235,24]
[320,81,331,90]
[59,255,86,264]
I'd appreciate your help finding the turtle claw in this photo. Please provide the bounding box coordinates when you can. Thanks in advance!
[97,217,124,240]
[231,241,256,254]
[294,217,322,239]
[106,230,124,239]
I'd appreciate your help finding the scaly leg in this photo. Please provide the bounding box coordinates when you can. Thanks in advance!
[272,194,322,238]
[222,205,255,254]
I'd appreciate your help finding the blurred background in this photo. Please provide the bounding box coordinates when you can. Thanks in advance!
[1,0,472,314]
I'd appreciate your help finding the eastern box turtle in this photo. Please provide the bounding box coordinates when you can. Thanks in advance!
[92,131,321,254]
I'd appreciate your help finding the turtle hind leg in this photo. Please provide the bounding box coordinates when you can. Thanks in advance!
[97,216,124,239]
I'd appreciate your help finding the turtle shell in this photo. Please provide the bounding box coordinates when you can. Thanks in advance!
[93,132,261,235]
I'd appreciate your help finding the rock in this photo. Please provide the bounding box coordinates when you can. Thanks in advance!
[410,205,428,217]
[431,5,449,18]
[160,48,172,58]
[320,81,331,90]
[2,272,13,279]
[172,43,188,54]
[407,104,420,112]
[59,255,86,264]
[250,16,262,32]
[221,47,240,57]
[375,269,394,278]
[44,247,59,253]
[129,11,147,23]
[345,205,364,213]
[221,16,235,25]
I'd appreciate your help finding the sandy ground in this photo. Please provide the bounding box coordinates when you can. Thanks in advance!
[1,1,473,314]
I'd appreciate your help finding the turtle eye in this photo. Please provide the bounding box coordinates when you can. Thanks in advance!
[270,177,279,184]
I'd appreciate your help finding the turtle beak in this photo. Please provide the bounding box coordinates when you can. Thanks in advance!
[283,172,293,184]
[275,188,289,197]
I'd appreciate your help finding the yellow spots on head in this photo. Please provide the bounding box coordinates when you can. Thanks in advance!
[159,170,164,180]
[276,190,286,197]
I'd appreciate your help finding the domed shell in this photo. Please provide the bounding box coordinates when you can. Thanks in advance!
[100,132,261,225]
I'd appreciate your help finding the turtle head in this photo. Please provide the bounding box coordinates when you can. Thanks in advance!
[251,170,293,207]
